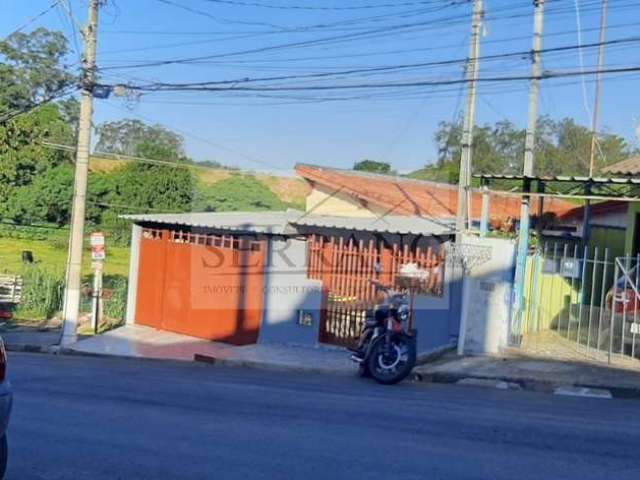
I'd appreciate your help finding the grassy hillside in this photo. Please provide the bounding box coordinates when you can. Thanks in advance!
[0,159,307,279]
[89,157,309,209]
[0,236,130,277]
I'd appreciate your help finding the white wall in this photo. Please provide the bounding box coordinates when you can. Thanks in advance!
[457,235,516,355]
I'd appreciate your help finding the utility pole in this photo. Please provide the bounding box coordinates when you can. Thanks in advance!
[455,0,484,242]
[61,0,101,346]
[511,0,545,346]
[589,0,609,177]
[583,0,609,243]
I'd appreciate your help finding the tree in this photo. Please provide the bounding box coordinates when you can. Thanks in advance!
[94,119,185,159]
[110,163,196,213]
[353,159,392,174]
[0,104,74,210]
[3,165,74,226]
[0,28,75,113]
[194,176,286,212]
[413,116,633,183]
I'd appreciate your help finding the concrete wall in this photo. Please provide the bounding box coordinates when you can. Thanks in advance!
[574,208,628,230]
[458,235,516,355]
[412,259,463,354]
[258,237,324,346]
[125,224,142,325]
[625,203,640,255]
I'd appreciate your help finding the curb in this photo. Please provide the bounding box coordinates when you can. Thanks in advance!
[6,344,60,354]
[193,353,354,377]
[413,370,640,399]
[9,343,639,399]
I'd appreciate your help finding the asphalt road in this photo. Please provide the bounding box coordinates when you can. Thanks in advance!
[6,352,640,480]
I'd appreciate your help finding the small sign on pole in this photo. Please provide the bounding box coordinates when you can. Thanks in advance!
[90,232,105,333]
[90,232,106,261]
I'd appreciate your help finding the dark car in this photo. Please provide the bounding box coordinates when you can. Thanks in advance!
[0,339,11,478]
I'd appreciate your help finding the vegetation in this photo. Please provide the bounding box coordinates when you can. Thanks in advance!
[353,159,393,174]
[14,265,64,321]
[0,236,130,277]
[194,175,287,212]
[410,117,637,182]
[0,27,75,113]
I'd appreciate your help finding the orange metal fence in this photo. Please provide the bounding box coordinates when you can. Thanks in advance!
[308,234,444,347]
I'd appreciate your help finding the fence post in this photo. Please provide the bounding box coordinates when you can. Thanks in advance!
[561,243,569,335]
[596,248,609,358]
[634,254,639,359]
[576,245,589,349]
[621,256,631,355]
[586,246,599,353]
[567,244,578,340]
[608,259,619,364]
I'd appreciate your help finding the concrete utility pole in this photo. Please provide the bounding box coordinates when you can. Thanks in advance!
[589,0,609,177]
[511,0,546,346]
[455,0,484,242]
[583,0,609,243]
[61,0,101,346]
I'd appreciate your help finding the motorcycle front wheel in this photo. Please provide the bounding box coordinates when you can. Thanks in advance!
[367,336,416,385]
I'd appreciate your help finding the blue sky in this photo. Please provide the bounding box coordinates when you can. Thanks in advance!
[3,0,640,174]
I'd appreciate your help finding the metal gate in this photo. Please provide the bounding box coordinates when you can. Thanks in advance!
[307,234,444,348]
[523,242,640,366]
[136,228,266,345]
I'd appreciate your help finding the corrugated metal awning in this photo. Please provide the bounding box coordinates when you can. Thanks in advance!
[122,211,300,235]
[291,214,454,236]
[473,173,640,184]
[122,211,454,236]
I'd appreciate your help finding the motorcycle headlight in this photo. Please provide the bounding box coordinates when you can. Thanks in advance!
[398,305,410,322]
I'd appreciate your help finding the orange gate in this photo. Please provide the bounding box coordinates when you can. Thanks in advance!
[136,228,266,345]
[308,235,444,348]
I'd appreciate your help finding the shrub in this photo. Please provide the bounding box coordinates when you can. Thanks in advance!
[103,275,128,322]
[15,265,64,320]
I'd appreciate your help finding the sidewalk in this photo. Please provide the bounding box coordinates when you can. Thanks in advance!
[415,353,640,398]
[68,325,356,375]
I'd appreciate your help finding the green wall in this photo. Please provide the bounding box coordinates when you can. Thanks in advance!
[624,203,640,255]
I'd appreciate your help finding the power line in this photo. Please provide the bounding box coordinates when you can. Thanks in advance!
[97,0,640,71]
[201,0,464,10]
[116,37,640,92]
[153,0,296,29]
[3,1,59,39]
[102,100,291,172]
[118,65,640,93]
[56,0,84,62]
[0,86,79,124]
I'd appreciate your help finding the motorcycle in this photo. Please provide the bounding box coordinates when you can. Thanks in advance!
[349,279,417,385]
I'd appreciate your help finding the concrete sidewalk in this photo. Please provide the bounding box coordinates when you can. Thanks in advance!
[415,353,640,398]
[60,325,640,398]
[68,325,356,375]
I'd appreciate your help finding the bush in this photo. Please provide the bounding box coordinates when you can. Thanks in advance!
[194,176,286,212]
[103,275,127,322]
[15,265,64,320]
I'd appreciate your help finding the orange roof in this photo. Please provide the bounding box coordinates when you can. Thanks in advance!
[295,164,574,225]
[560,200,627,221]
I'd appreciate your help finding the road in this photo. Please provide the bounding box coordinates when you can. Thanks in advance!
[6,352,640,480]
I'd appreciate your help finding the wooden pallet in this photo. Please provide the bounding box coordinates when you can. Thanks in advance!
[0,274,23,304]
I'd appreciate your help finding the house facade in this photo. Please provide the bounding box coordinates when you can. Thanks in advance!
[122,164,536,355]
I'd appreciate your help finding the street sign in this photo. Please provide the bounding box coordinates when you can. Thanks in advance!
[90,232,106,261]
[631,323,640,335]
